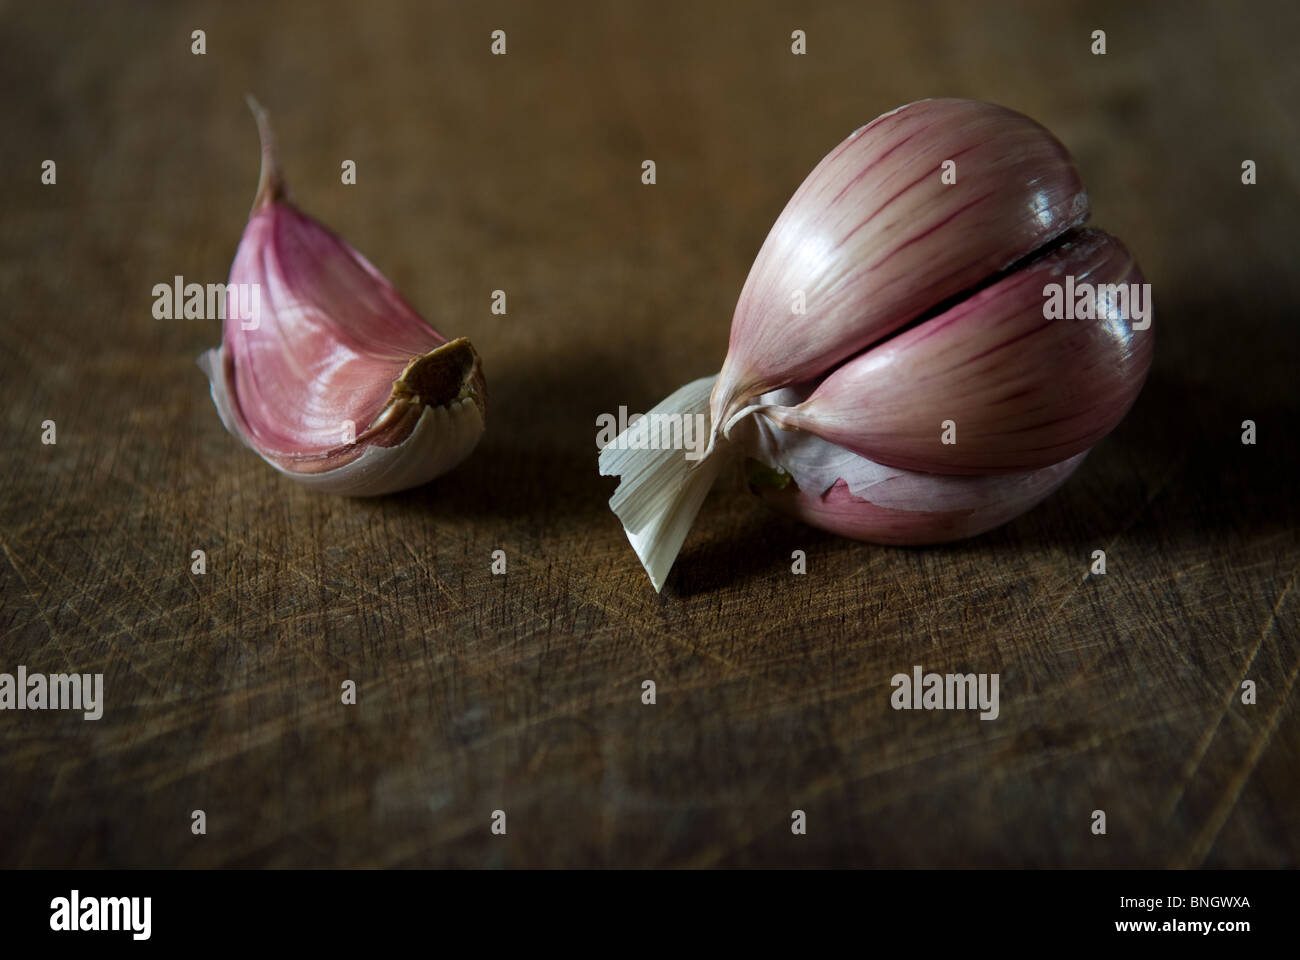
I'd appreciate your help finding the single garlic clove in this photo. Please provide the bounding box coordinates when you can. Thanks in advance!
[712,98,1089,429]
[197,97,486,495]
[751,457,1086,545]
[766,228,1152,474]
[739,400,1087,544]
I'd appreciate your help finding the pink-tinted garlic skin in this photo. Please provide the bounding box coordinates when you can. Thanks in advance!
[773,228,1152,475]
[754,453,1086,545]
[712,98,1089,426]
[201,99,486,495]
[219,202,450,468]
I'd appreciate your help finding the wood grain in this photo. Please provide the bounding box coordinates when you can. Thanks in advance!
[0,0,1296,867]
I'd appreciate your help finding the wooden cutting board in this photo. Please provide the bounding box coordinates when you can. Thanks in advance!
[1,0,1296,866]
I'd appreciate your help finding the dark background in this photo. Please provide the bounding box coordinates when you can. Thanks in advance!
[0,0,1296,866]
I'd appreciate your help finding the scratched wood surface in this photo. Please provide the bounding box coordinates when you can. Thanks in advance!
[0,0,1296,867]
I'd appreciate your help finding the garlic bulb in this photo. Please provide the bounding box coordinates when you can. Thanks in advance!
[600,98,1153,591]
[198,98,486,496]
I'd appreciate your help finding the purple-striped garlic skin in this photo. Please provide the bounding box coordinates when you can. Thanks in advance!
[767,228,1152,475]
[216,201,466,469]
[711,98,1089,432]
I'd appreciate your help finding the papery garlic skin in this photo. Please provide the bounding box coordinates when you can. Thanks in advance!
[198,98,486,496]
[199,338,486,496]
[766,229,1152,474]
[711,98,1089,433]
[739,400,1087,545]
[753,464,1083,546]
[599,377,724,592]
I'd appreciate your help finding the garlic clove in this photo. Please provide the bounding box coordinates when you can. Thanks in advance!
[740,399,1086,543]
[198,97,486,495]
[751,455,1087,545]
[767,228,1151,474]
[712,98,1089,431]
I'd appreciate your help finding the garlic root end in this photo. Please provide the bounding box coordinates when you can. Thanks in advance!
[599,375,726,592]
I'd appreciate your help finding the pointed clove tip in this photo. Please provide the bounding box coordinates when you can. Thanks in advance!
[245,93,286,214]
